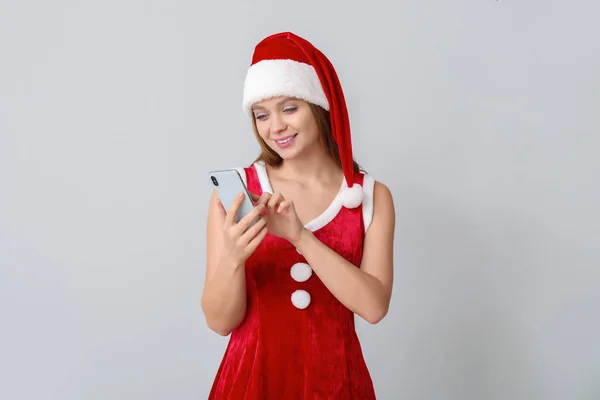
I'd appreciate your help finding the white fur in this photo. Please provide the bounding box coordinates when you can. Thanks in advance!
[339,183,364,209]
[291,289,311,309]
[254,161,273,195]
[361,174,375,231]
[242,59,329,116]
[290,262,312,282]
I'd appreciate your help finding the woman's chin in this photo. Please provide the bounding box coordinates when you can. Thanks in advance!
[269,144,301,160]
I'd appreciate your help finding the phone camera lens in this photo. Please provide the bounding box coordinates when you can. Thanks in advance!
[211,176,218,186]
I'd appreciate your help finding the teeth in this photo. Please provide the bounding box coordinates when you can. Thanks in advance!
[277,135,295,144]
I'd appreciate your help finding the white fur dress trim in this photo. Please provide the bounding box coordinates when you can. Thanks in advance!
[361,174,375,232]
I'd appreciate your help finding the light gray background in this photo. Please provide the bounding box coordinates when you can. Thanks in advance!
[1,0,598,399]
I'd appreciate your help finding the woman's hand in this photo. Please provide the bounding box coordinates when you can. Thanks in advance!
[260,191,306,244]
[218,192,269,268]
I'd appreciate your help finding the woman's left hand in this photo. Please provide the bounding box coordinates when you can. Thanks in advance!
[261,191,306,244]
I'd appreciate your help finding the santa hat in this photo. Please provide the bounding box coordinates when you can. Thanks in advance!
[242,32,363,209]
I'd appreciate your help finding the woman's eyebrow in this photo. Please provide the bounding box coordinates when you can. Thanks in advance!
[251,97,297,112]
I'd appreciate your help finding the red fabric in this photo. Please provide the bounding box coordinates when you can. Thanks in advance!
[251,32,312,66]
[249,32,357,191]
[208,165,375,399]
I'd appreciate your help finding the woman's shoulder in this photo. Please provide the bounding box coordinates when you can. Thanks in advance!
[357,172,394,232]
[372,179,392,200]
[370,179,395,231]
[356,171,392,198]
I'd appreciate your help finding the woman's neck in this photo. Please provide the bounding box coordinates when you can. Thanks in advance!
[269,145,342,185]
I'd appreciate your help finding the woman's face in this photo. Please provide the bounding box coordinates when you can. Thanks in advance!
[251,97,320,160]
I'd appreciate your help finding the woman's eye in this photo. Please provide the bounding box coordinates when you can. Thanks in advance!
[283,107,297,113]
[255,114,267,120]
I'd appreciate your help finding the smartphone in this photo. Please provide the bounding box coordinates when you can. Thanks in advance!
[209,169,256,224]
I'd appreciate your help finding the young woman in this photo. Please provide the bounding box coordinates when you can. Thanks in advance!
[201,32,395,399]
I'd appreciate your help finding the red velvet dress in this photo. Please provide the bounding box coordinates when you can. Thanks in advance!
[208,162,377,399]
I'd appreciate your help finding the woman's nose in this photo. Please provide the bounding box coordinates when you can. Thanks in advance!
[269,114,287,134]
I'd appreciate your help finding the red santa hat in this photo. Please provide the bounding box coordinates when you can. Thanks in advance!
[242,31,363,209]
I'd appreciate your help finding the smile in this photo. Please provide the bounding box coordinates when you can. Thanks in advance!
[275,134,298,145]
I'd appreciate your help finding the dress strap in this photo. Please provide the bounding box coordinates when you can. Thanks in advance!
[361,173,375,232]
[252,161,274,194]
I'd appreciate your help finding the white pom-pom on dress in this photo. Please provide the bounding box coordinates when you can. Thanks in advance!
[290,263,313,282]
[291,290,311,309]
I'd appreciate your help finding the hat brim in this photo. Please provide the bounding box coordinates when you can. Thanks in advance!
[242,59,330,117]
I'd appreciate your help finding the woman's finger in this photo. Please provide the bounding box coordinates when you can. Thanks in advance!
[224,192,246,225]
[267,191,284,209]
[277,200,294,213]
[254,192,272,208]
[211,190,227,217]
[240,215,267,243]
[246,225,269,253]
[237,203,265,232]
[249,192,261,203]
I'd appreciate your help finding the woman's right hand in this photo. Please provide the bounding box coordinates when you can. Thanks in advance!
[218,192,269,268]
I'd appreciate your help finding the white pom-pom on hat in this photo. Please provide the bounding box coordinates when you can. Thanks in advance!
[339,183,364,209]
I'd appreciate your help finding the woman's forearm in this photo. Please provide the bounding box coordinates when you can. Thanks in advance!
[201,260,247,336]
[293,229,390,324]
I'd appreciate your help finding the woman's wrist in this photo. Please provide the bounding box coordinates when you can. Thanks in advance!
[290,227,312,250]
[218,255,244,272]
